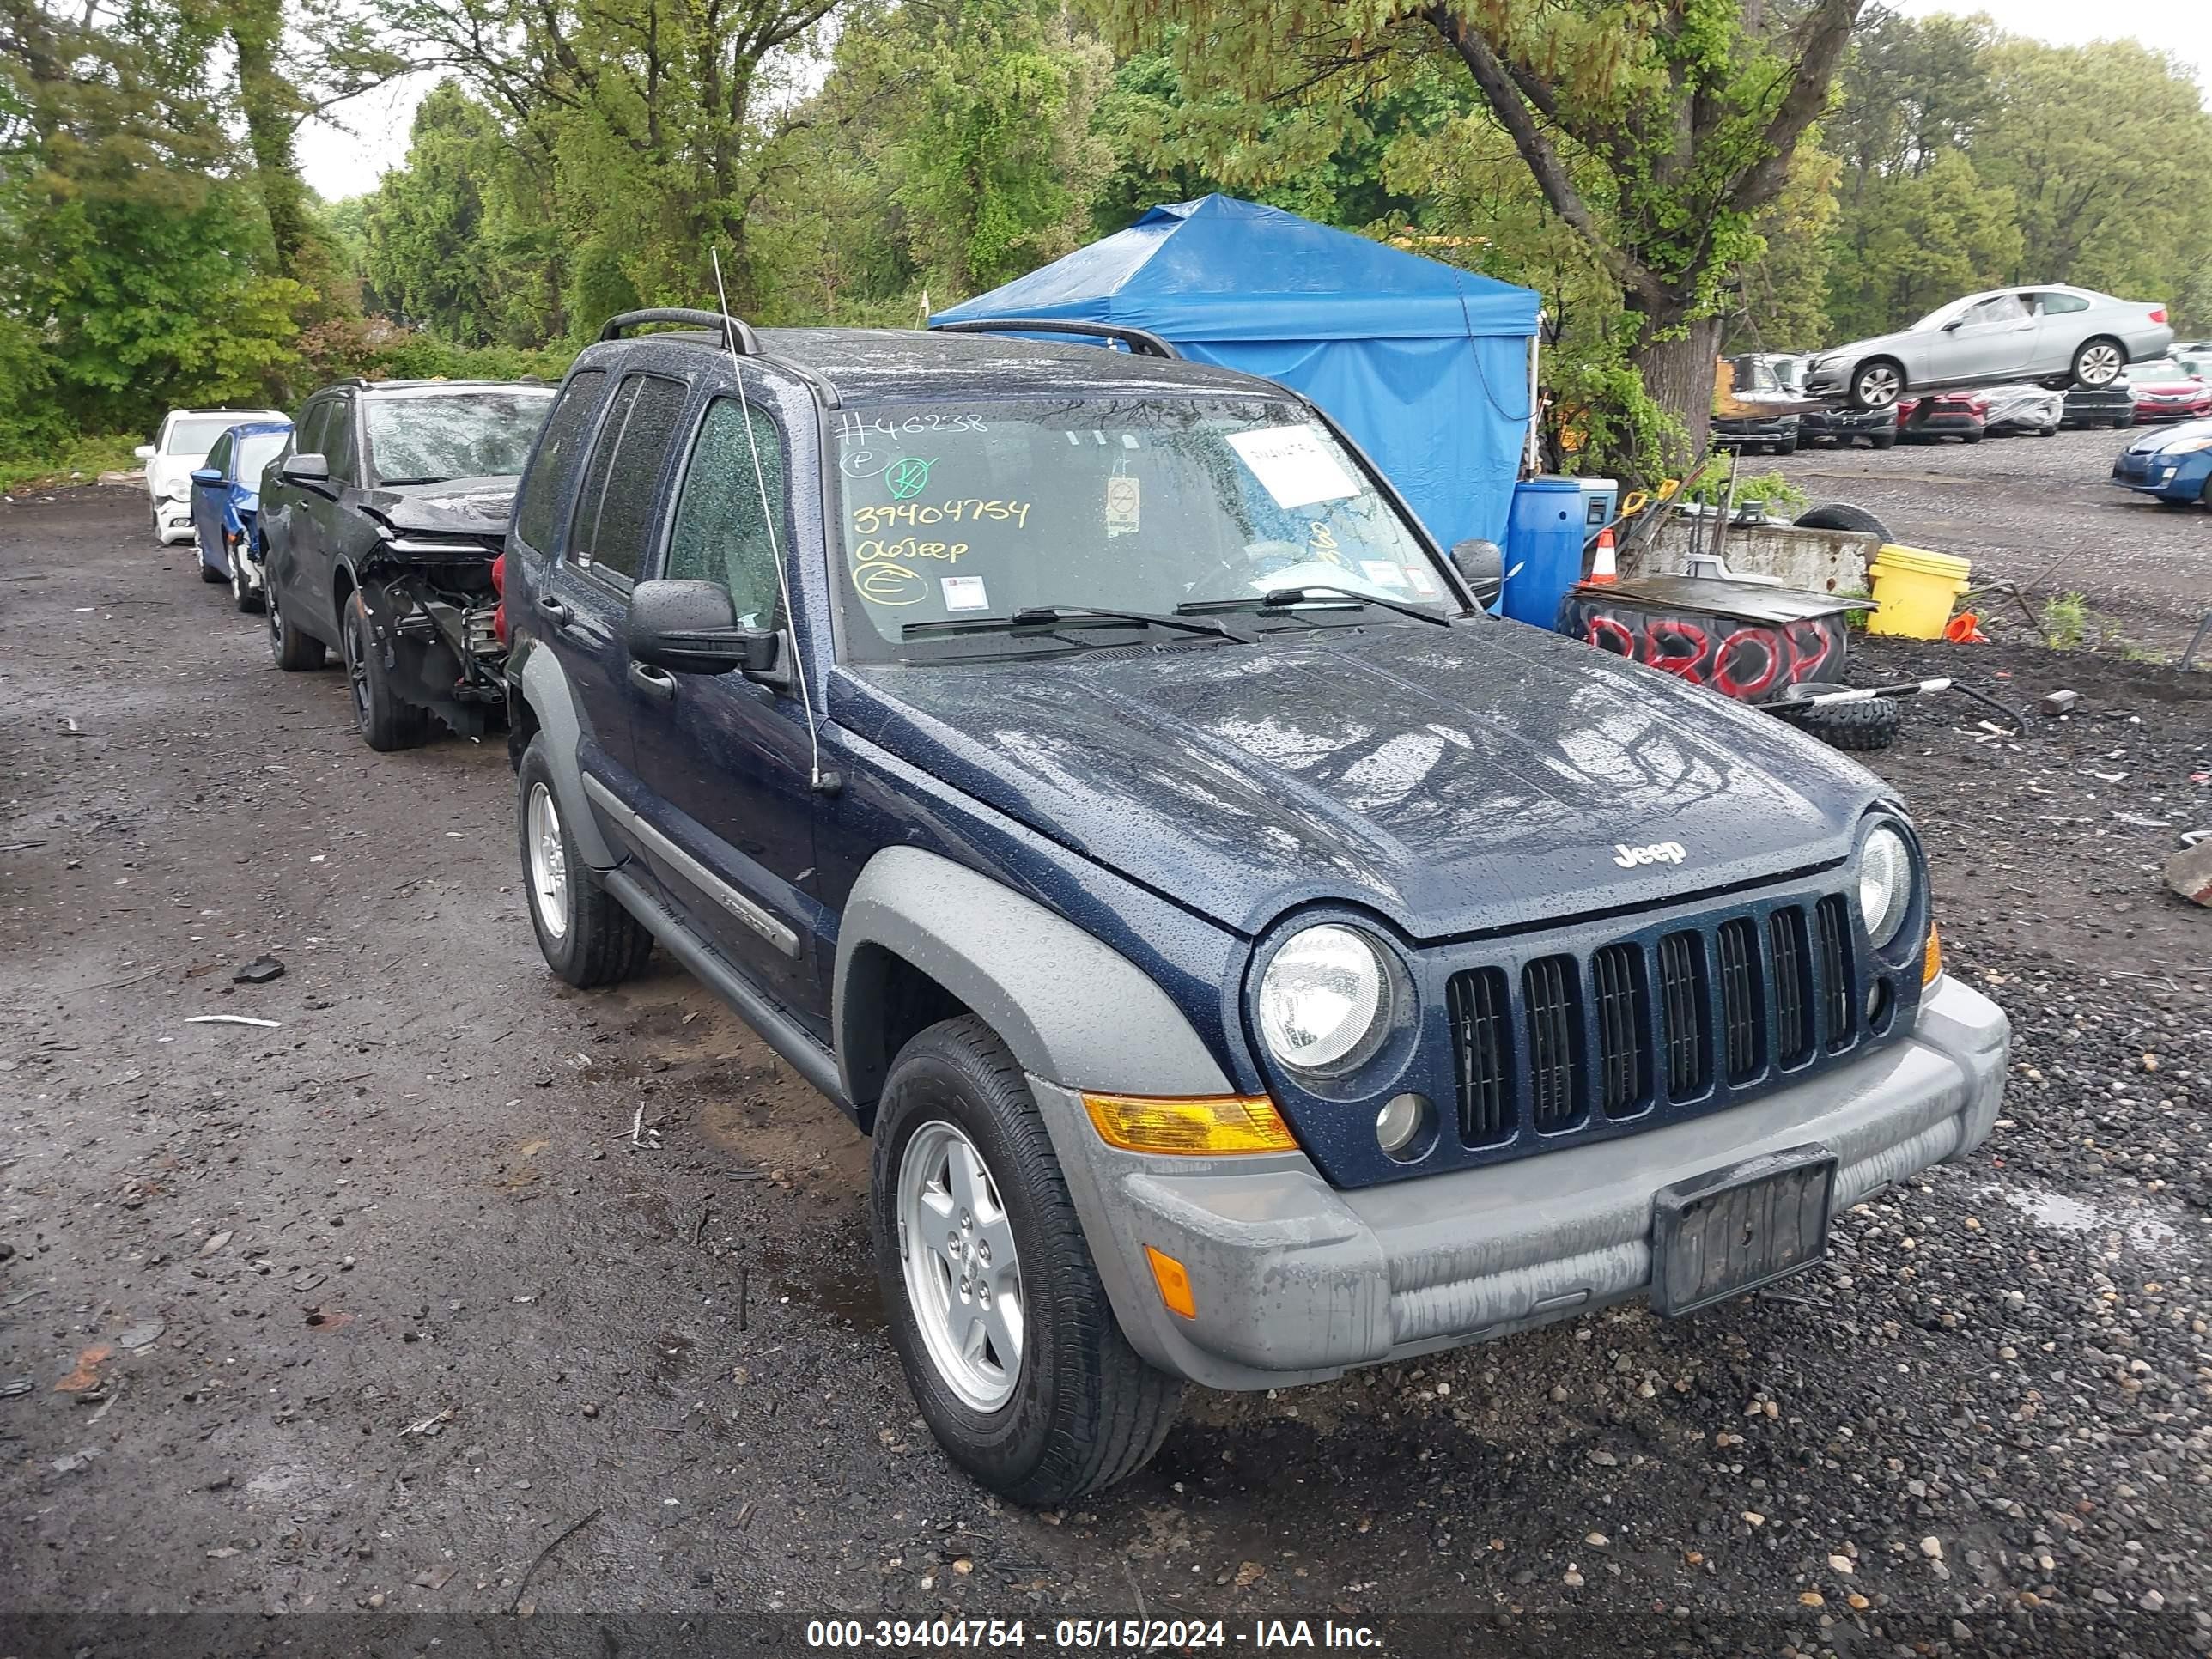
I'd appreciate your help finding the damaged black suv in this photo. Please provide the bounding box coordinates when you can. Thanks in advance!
[258,379,555,750]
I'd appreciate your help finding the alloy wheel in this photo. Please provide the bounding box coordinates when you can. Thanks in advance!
[526,781,569,940]
[343,605,372,727]
[1856,364,1901,408]
[2077,343,2123,387]
[898,1120,1024,1413]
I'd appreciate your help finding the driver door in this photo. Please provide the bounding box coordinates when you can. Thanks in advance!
[191,429,234,564]
[1937,294,2038,383]
[626,394,828,1032]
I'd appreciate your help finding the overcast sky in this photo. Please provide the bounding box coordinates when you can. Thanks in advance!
[293,3,2212,204]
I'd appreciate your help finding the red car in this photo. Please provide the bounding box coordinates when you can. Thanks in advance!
[2126,361,2212,422]
[1896,391,1988,443]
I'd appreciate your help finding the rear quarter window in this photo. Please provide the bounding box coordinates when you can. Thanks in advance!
[514,369,608,553]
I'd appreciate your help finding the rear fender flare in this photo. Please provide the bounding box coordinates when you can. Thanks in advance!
[515,647,619,870]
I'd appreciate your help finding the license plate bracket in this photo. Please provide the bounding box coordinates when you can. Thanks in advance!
[1650,1145,1837,1316]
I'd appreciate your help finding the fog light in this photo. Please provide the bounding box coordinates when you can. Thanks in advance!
[1865,978,1893,1030]
[1375,1091,1429,1158]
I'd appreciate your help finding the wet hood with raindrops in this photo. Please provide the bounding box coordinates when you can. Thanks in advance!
[833,619,1889,943]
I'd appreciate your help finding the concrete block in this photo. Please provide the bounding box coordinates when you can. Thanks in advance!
[1633,520,1876,594]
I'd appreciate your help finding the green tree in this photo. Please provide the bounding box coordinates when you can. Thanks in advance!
[1094,0,1869,459]
[1824,149,2021,339]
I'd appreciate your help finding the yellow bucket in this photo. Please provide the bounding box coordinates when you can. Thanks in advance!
[1867,543,1972,639]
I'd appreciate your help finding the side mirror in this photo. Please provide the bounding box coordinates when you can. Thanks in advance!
[133,444,155,461]
[1447,538,1505,609]
[1941,318,1964,332]
[282,452,330,484]
[627,579,781,680]
[190,466,224,487]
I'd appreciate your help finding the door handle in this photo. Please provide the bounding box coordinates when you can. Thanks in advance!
[537,595,573,627]
[628,662,678,701]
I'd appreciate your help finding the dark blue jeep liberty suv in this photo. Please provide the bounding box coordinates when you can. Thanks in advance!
[502,310,2011,1504]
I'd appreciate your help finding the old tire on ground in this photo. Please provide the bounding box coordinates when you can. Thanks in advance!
[515,736,653,988]
[2071,337,2124,389]
[872,1015,1181,1505]
[1792,502,1893,542]
[342,591,428,752]
[1768,682,1903,754]
[266,577,325,671]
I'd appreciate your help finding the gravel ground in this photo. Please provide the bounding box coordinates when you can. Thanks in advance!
[2,483,2209,1658]
[1775,423,2212,653]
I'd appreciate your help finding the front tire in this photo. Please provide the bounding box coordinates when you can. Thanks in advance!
[1850,359,1904,410]
[873,1017,1180,1505]
[229,544,262,613]
[342,591,427,752]
[515,738,653,988]
[267,578,325,671]
[2072,337,2124,389]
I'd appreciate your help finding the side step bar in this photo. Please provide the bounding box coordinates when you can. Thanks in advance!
[602,866,854,1118]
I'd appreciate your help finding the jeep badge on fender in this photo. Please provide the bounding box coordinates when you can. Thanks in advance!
[1613,840,1688,867]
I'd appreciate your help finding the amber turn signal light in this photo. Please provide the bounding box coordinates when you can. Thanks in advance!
[1923,924,1942,985]
[1081,1092,1297,1156]
[1146,1246,1197,1319]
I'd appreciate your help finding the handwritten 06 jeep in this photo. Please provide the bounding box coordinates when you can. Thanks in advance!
[501,309,2011,1504]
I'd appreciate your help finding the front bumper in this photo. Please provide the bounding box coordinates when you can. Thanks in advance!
[1039,974,2008,1390]
[156,500,193,538]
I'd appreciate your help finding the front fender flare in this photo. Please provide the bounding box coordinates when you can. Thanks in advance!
[833,846,1233,1110]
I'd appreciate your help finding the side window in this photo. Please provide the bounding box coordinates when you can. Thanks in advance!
[568,374,688,585]
[295,402,330,461]
[514,368,608,553]
[2039,291,2089,316]
[665,398,788,629]
[204,432,234,476]
[325,398,360,484]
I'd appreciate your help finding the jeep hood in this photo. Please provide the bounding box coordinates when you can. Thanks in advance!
[834,623,1887,942]
[357,475,519,540]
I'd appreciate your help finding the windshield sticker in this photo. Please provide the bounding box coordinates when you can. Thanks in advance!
[1104,475,1139,537]
[1360,560,1408,591]
[1225,424,1359,510]
[852,500,1030,535]
[1404,563,1438,597]
[854,562,927,605]
[885,458,937,500]
[941,575,990,612]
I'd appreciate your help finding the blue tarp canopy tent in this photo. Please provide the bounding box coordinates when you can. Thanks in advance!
[930,194,1540,551]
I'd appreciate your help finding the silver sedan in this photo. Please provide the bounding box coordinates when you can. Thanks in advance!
[1805,286,2172,410]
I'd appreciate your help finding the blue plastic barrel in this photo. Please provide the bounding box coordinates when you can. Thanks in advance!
[1499,477,1584,628]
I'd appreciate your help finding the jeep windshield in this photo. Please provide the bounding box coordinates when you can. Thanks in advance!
[832,398,1460,659]
[364,391,554,488]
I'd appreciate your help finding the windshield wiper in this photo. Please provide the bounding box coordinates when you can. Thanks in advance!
[902,605,1239,641]
[374,475,451,488]
[1177,585,1454,627]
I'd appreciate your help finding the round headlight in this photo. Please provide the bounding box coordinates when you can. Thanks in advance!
[1858,824,1913,949]
[1257,925,1389,1073]
[165,477,190,500]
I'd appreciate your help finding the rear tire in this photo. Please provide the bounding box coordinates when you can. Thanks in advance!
[2072,337,2124,389]
[198,550,226,584]
[342,591,427,752]
[873,1016,1180,1505]
[516,737,653,988]
[267,578,325,671]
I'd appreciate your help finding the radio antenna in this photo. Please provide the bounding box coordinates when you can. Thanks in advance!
[712,247,835,795]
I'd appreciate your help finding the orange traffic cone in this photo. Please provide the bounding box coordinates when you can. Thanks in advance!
[1587,526,1619,585]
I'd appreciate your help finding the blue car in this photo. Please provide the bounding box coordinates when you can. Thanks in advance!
[2111,416,2212,507]
[188,419,292,610]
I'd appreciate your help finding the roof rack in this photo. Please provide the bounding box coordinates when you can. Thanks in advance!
[600,307,763,354]
[929,318,1182,361]
[594,307,843,410]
